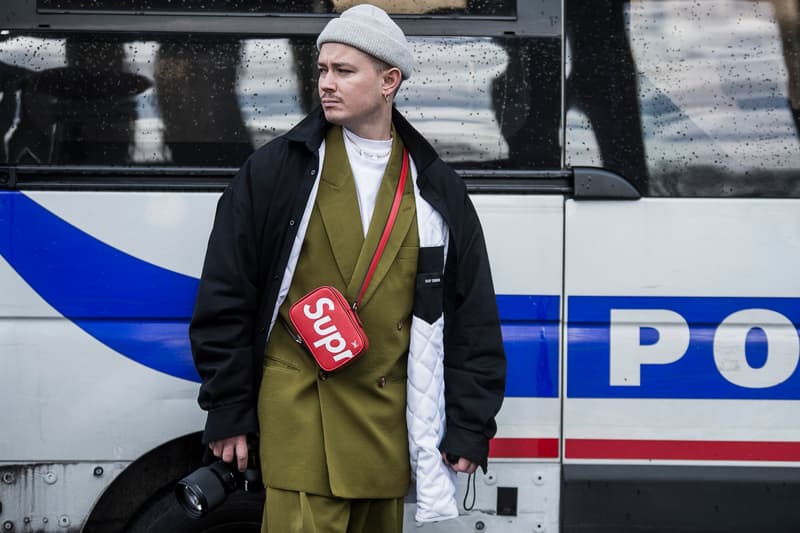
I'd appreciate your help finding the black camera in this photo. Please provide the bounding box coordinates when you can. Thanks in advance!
[175,441,263,519]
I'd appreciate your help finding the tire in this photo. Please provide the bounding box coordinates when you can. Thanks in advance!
[125,485,264,533]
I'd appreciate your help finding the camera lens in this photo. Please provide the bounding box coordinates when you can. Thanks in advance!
[176,483,207,518]
[175,462,234,518]
[185,489,203,510]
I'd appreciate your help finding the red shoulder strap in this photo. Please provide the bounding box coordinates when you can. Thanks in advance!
[353,148,410,310]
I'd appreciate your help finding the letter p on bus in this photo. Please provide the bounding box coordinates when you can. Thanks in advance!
[609,309,690,386]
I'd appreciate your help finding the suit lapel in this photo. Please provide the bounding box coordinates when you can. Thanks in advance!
[347,142,416,309]
[316,126,364,286]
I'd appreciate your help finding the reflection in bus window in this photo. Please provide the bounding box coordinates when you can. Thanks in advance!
[565,0,647,190]
[0,34,559,170]
[492,37,561,168]
[36,0,515,16]
[2,36,149,165]
[566,0,800,197]
[154,39,253,166]
[774,0,800,137]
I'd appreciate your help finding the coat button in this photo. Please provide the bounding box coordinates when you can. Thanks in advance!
[311,169,317,175]
[319,370,328,381]
[289,219,296,226]
[377,376,386,388]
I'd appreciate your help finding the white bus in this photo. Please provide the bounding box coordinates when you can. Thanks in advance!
[1,0,799,531]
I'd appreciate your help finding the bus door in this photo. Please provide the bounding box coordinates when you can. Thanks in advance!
[562,1,800,531]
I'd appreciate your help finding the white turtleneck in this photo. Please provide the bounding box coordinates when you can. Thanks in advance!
[342,127,394,237]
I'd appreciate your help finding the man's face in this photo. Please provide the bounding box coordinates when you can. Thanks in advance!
[317,43,387,135]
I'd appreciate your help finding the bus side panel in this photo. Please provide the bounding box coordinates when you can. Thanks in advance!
[0,190,218,531]
[563,198,800,531]
[1,191,566,531]
[0,191,216,462]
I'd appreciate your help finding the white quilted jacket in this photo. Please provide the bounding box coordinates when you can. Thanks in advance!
[406,171,458,523]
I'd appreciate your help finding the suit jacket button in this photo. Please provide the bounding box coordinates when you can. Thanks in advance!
[319,370,328,381]
[378,376,386,387]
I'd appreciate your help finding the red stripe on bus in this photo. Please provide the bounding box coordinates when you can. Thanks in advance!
[565,439,800,461]
[489,438,560,458]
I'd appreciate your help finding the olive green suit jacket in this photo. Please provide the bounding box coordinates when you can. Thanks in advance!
[257,127,419,499]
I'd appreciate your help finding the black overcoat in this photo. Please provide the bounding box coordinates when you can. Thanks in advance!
[189,107,506,466]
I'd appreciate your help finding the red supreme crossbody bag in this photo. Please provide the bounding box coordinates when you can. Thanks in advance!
[287,148,409,372]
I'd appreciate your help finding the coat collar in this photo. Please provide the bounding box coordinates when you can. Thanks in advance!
[284,106,440,177]
[283,106,330,152]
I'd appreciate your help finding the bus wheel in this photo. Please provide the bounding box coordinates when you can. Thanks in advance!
[125,487,263,533]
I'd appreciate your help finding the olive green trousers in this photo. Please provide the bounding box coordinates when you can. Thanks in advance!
[262,486,404,533]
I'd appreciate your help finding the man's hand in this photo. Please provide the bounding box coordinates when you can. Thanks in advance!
[210,434,249,472]
[442,452,478,474]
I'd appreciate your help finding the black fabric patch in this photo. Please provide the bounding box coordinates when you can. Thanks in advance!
[417,245,444,273]
[414,246,445,324]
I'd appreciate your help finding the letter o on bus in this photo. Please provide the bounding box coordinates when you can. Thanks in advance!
[713,309,799,388]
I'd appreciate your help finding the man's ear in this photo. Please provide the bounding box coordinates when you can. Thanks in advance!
[382,67,402,95]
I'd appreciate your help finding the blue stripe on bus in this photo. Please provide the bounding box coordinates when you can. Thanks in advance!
[0,192,559,397]
[568,296,800,399]
[0,192,200,381]
[498,295,560,398]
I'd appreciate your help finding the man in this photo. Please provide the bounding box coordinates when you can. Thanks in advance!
[189,4,505,531]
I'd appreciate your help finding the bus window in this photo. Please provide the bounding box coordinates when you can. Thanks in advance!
[565,0,800,197]
[36,0,516,16]
[0,33,559,170]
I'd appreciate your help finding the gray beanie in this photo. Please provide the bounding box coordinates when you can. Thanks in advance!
[317,4,414,79]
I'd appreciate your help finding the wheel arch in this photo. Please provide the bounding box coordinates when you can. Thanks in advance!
[82,432,205,532]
